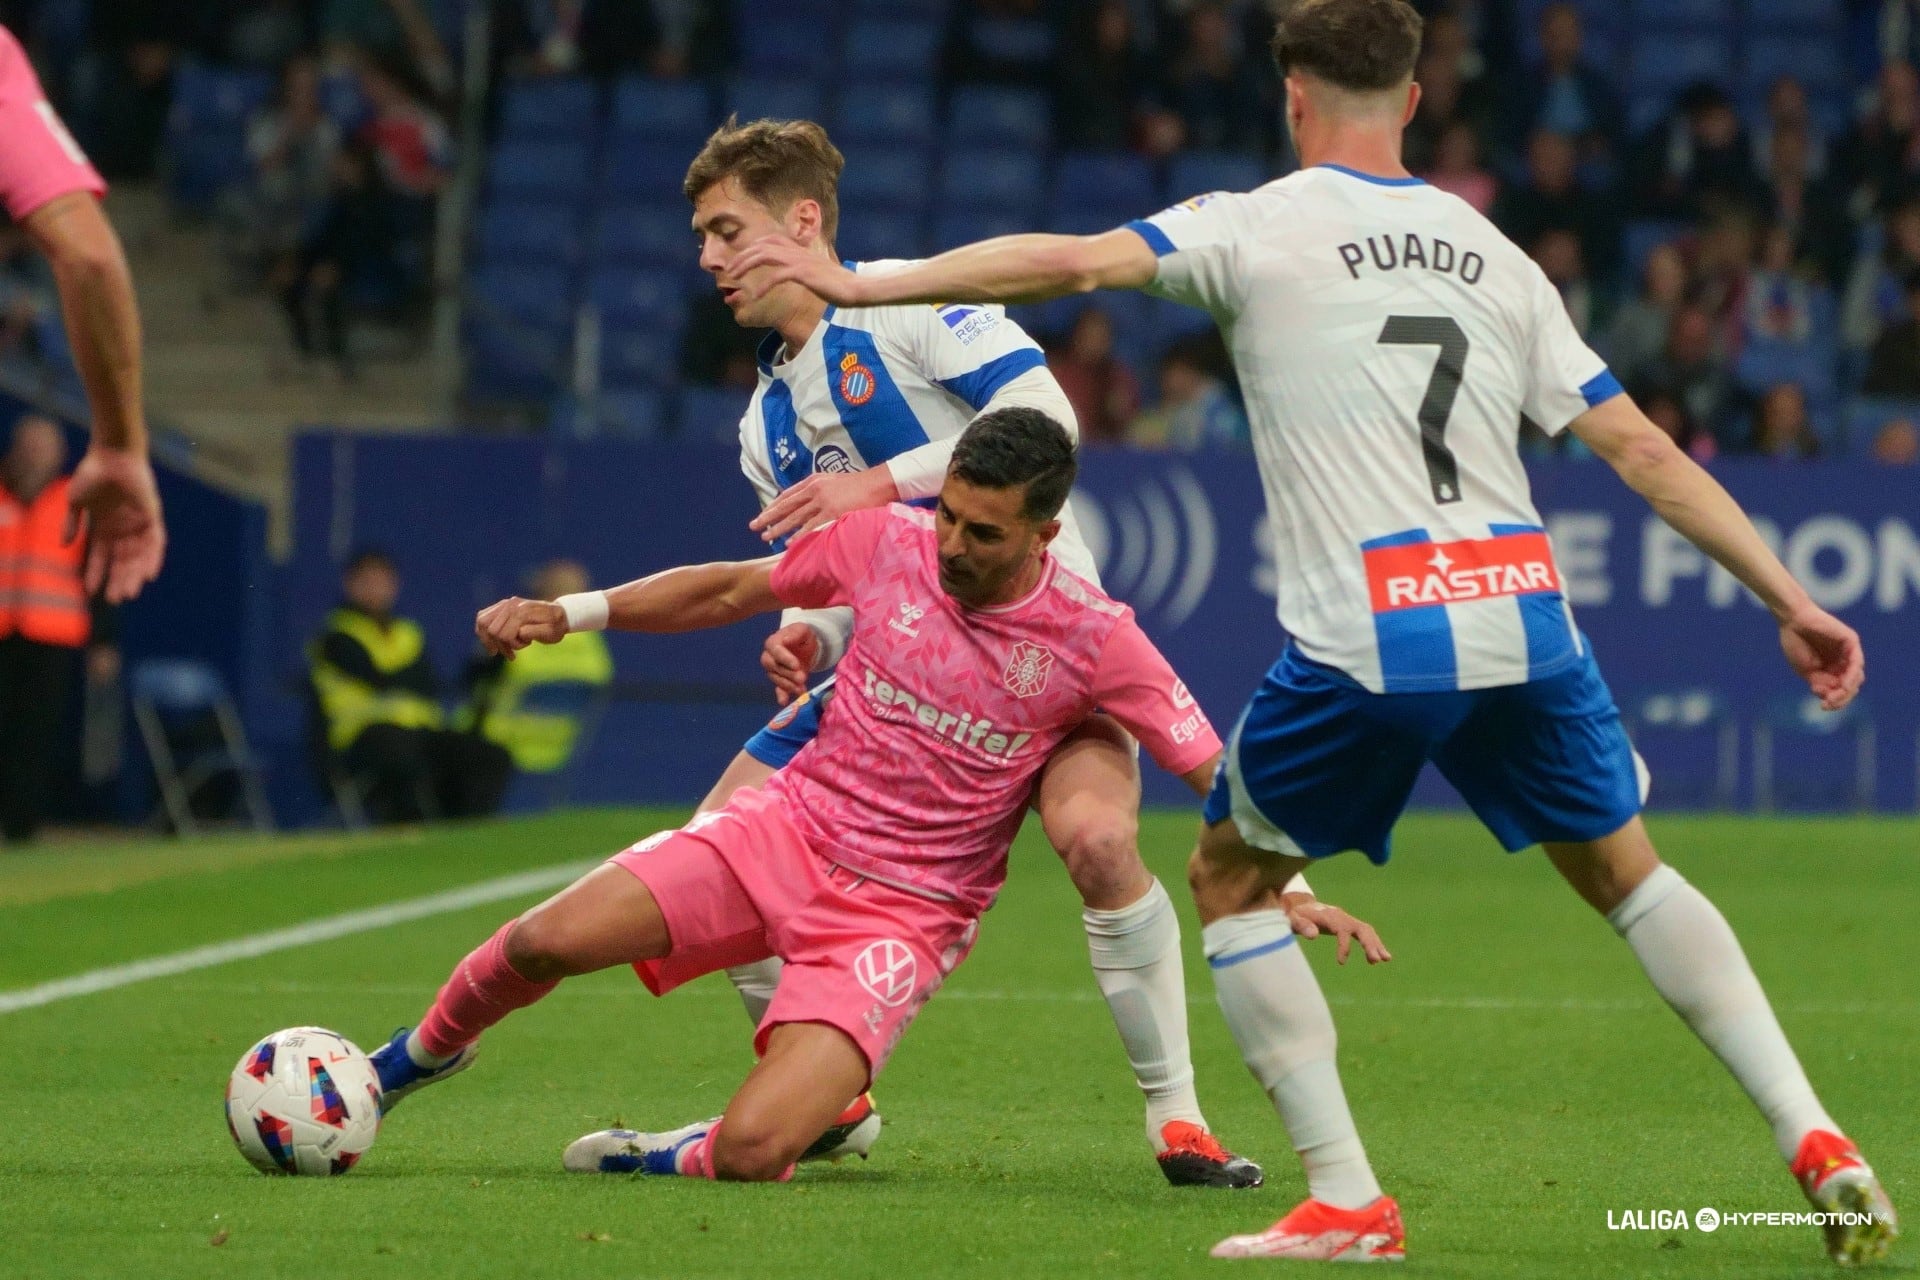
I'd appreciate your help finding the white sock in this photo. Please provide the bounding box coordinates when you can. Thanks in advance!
[1083,878,1205,1151]
[725,958,783,1027]
[404,1028,457,1069]
[1609,864,1838,1161]
[1204,909,1383,1210]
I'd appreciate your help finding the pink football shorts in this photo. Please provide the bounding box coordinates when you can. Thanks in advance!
[611,786,980,1082]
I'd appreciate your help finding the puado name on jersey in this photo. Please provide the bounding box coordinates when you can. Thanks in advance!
[1337,233,1485,285]
[1363,530,1561,612]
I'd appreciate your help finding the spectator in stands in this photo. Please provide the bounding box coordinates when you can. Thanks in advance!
[1634,82,1758,220]
[1403,38,1493,172]
[1838,60,1920,215]
[1863,268,1920,398]
[1746,382,1821,459]
[76,1,185,180]
[308,548,511,824]
[1645,304,1741,446]
[1751,76,1829,184]
[644,0,731,79]
[355,53,451,201]
[1046,306,1139,446]
[1756,124,1852,288]
[274,140,393,377]
[1842,196,1920,353]
[1690,211,1757,338]
[1161,2,1270,155]
[944,0,1057,90]
[1871,416,1920,463]
[1636,385,1716,462]
[1507,2,1623,162]
[322,0,453,101]
[0,218,48,359]
[1603,242,1689,390]
[1531,228,1597,338]
[228,0,312,71]
[1126,339,1248,451]
[237,55,342,275]
[1058,0,1176,154]
[492,0,664,81]
[0,414,113,844]
[1493,128,1618,283]
[1739,223,1824,348]
[1420,119,1496,213]
[462,559,613,779]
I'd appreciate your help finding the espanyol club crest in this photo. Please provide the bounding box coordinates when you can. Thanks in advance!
[1003,641,1054,699]
[838,351,877,406]
[854,939,917,1008]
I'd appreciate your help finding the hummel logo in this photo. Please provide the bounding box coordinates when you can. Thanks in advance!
[888,601,927,637]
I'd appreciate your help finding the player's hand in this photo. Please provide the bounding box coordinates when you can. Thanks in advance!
[1281,892,1392,965]
[1778,606,1864,711]
[751,470,898,544]
[475,596,567,658]
[63,445,165,604]
[728,237,868,307]
[761,622,820,704]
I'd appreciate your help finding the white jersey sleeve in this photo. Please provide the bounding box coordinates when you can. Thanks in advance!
[1520,260,1622,436]
[1124,191,1270,315]
[740,392,855,670]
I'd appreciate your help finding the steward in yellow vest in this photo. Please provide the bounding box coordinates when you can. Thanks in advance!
[462,560,613,773]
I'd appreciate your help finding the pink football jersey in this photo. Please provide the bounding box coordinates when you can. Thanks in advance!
[0,27,106,221]
[767,504,1220,910]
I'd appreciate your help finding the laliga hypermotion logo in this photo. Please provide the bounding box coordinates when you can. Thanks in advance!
[854,939,917,1008]
[1072,464,1218,629]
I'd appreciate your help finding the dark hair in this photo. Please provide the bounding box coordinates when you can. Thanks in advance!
[1271,0,1423,93]
[344,548,396,576]
[950,407,1078,522]
[684,116,845,243]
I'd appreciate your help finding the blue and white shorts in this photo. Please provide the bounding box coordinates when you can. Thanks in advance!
[1203,646,1649,864]
[741,674,836,769]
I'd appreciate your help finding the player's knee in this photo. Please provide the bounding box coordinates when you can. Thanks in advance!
[502,912,581,984]
[1056,811,1145,907]
[708,1119,800,1182]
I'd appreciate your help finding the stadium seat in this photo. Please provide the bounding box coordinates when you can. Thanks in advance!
[588,267,687,327]
[740,14,831,75]
[554,388,670,440]
[1629,0,1733,30]
[1146,296,1217,345]
[932,209,1036,250]
[599,325,681,391]
[600,139,697,201]
[1168,151,1270,202]
[839,145,936,213]
[474,201,583,267]
[1844,398,1920,455]
[609,77,714,141]
[1742,0,1841,33]
[1053,151,1159,217]
[849,0,947,14]
[488,140,593,201]
[1734,337,1839,408]
[131,659,274,836]
[678,385,753,443]
[836,84,939,146]
[464,320,570,402]
[168,58,274,132]
[1743,38,1846,99]
[1754,694,1876,811]
[946,86,1052,149]
[726,76,827,126]
[593,202,696,268]
[842,19,943,80]
[837,207,929,262]
[1625,35,1734,100]
[499,77,599,138]
[1622,218,1694,280]
[468,264,577,335]
[938,147,1048,214]
[1624,688,1738,807]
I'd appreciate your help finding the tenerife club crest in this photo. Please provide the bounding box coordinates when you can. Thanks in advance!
[1002,642,1054,699]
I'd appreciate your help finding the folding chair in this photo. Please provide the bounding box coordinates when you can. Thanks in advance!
[131,659,274,836]
[1625,687,1737,808]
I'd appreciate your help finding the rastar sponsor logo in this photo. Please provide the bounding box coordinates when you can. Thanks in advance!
[861,667,1034,759]
[1364,531,1561,612]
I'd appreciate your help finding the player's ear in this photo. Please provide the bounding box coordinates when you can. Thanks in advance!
[787,197,824,247]
[1400,80,1421,128]
[1034,518,1061,550]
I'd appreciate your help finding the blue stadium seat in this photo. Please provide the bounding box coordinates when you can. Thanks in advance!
[938,147,1047,214]
[842,19,942,80]
[588,267,686,326]
[1053,151,1159,217]
[837,207,928,262]
[1168,151,1269,202]
[1629,0,1733,29]
[946,86,1052,149]
[725,76,826,125]
[600,140,696,201]
[609,77,714,140]
[488,140,593,200]
[1845,398,1920,455]
[594,202,695,267]
[1146,296,1217,345]
[1743,38,1846,99]
[1743,0,1841,33]
[164,60,275,209]
[465,322,569,401]
[467,264,576,335]
[168,59,274,131]
[599,325,681,390]
[836,84,939,146]
[679,385,753,443]
[1754,694,1875,811]
[1625,35,1734,100]
[741,15,832,75]
[555,388,671,439]
[1734,337,1839,410]
[839,145,935,212]
[500,78,599,138]
[850,0,948,14]
[474,201,583,266]
[1622,218,1693,280]
[932,209,1036,250]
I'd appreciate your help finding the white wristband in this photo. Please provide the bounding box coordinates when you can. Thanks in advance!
[555,591,609,633]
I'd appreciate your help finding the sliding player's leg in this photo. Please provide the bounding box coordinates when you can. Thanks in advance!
[1034,714,1259,1187]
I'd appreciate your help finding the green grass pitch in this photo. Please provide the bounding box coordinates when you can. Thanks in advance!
[1,809,1913,1279]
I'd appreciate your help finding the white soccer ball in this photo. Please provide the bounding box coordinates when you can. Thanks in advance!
[224,1027,382,1176]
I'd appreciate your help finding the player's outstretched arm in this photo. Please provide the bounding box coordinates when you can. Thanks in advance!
[731,229,1159,310]
[475,557,784,658]
[1570,395,1864,710]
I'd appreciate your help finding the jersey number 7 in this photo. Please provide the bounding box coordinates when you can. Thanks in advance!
[1378,316,1469,506]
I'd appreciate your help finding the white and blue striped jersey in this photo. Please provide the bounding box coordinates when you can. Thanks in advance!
[1125,166,1623,695]
[738,260,1097,583]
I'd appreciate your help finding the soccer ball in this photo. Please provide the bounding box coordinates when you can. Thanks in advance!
[224,1027,382,1176]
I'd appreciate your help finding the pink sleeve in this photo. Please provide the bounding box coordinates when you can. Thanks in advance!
[768,506,892,609]
[1091,616,1222,775]
[0,29,106,221]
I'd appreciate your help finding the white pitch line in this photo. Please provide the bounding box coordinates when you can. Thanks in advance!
[0,860,596,1017]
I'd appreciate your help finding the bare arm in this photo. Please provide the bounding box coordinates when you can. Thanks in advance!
[731,229,1160,311]
[476,557,785,657]
[24,191,145,453]
[1570,395,1864,708]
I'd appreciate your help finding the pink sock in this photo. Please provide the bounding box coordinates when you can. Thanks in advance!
[416,920,557,1057]
[679,1123,794,1182]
